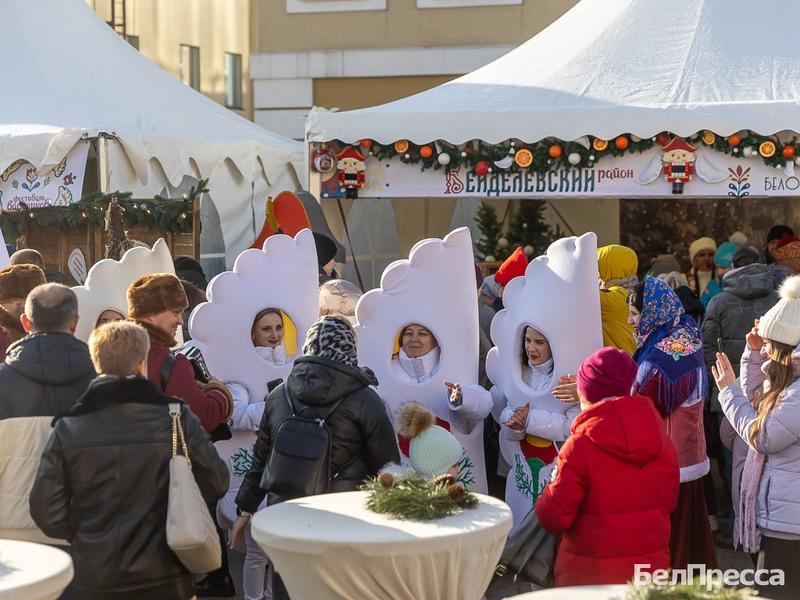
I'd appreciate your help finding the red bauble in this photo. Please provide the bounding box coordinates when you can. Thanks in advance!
[548,144,562,158]
[782,145,796,159]
[474,160,491,176]
[420,145,433,159]
[727,134,741,147]
[359,139,373,149]
[614,136,629,150]
[656,133,670,146]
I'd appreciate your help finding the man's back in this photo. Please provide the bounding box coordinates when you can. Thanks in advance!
[0,332,94,541]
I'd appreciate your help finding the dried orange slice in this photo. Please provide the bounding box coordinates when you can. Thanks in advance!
[514,148,533,168]
[393,140,410,154]
[701,130,716,145]
[592,138,609,152]
[759,141,776,158]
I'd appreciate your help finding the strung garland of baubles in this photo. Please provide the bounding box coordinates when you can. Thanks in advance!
[351,131,799,175]
[0,179,207,240]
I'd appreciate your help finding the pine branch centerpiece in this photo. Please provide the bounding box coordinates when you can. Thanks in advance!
[361,471,478,521]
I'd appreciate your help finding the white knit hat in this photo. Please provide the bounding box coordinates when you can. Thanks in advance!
[689,237,718,264]
[397,402,463,480]
[758,276,800,346]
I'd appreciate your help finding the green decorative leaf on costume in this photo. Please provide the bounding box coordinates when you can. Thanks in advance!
[455,451,476,488]
[231,447,254,477]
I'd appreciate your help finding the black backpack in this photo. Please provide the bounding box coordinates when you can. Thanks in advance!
[259,384,346,499]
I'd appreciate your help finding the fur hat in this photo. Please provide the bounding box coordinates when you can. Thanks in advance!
[397,402,463,480]
[0,264,46,303]
[127,273,188,320]
[689,237,717,264]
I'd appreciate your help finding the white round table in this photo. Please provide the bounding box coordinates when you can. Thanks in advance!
[0,539,73,600]
[251,490,512,600]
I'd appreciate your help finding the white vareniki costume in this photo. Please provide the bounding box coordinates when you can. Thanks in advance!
[486,233,603,532]
[390,348,441,384]
[188,230,318,600]
[356,228,493,493]
[72,238,179,343]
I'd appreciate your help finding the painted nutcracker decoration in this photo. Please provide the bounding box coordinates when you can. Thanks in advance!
[662,137,696,194]
[336,147,366,199]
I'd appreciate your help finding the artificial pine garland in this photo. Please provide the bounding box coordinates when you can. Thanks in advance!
[361,472,478,521]
[620,580,755,599]
[0,179,208,240]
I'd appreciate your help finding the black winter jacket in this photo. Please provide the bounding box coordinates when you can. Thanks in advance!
[29,375,229,600]
[0,332,95,420]
[236,355,399,512]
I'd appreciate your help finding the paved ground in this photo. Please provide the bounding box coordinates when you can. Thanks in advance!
[208,525,752,600]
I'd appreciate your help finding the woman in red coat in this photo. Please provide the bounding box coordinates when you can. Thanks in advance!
[535,347,679,586]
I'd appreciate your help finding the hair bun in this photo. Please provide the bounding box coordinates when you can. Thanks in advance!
[779,275,800,301]
[397,402,435,439]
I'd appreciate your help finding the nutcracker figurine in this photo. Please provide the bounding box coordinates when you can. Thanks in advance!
[662,137,696,194]
[336,147,367,199]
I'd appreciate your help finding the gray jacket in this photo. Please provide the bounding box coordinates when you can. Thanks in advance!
[719,347,800,537]
[702,264,777,411]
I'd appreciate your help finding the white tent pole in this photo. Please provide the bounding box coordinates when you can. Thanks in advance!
[98,135,110,193]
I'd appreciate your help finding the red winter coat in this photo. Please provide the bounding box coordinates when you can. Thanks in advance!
[535,394,679,587]
[147,339,231,433]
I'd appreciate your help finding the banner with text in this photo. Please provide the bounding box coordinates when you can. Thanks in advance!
[319,145,796,199]
[0,142,90,211]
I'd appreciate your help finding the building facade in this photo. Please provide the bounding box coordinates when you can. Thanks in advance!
[251,0,578,139]
[86,0,254,119]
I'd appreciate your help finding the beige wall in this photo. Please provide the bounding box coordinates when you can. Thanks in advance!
[255,0,577,52]
[86,0,254,119]
[314,75,456,111]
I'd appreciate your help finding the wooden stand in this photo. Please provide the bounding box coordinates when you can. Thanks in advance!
[19,197,200,284]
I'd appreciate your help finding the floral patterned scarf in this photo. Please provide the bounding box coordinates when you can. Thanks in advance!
[632,277,707,414]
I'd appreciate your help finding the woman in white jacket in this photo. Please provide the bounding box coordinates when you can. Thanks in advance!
[217,309,292,600]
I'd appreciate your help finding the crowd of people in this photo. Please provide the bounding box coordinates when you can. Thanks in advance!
[1,223,800,600]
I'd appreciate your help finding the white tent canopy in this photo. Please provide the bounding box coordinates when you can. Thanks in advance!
[1,0,303,268]
[307,0,800,145]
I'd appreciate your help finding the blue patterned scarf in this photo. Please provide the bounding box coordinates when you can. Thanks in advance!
[632,277,707,414]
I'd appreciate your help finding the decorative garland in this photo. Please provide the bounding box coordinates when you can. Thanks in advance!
[349,130,799,175]
[0,179,207,240]
[361,471,478,521]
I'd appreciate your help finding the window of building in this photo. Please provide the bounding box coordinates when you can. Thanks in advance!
[286,0,386,14]
[125,35,139,50]
[179,44,201,90]
[225,53,244,109]
[417,0,520,7]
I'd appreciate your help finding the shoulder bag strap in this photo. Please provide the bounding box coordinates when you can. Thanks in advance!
[169,402,190,467]
[161,352,178,393]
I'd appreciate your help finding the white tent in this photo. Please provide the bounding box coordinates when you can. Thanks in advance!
[1,0,304,270]
[307,0,800,145]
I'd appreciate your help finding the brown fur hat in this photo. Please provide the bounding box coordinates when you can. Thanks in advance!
[127,273,188,320]
[0,264,46,303]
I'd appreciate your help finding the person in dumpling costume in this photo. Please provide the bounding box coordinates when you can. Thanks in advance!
[188,230,320,600]
[486,233,603,531]
[355,228,494,492]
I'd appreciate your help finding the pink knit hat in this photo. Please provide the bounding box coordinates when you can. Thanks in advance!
[577,347,638,404]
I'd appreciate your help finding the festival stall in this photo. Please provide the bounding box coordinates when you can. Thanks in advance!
[1,0,304,279]
[306,0,800,281]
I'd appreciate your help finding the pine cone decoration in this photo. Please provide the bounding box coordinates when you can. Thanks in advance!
[447,483,466,503]
[378,472,394,488]
[104,197,128,260]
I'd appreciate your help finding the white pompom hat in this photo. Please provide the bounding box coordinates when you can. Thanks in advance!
[758,275,800,346]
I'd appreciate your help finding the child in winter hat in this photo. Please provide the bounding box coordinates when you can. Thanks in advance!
[397,402,463,481]
[758,275,800,346]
